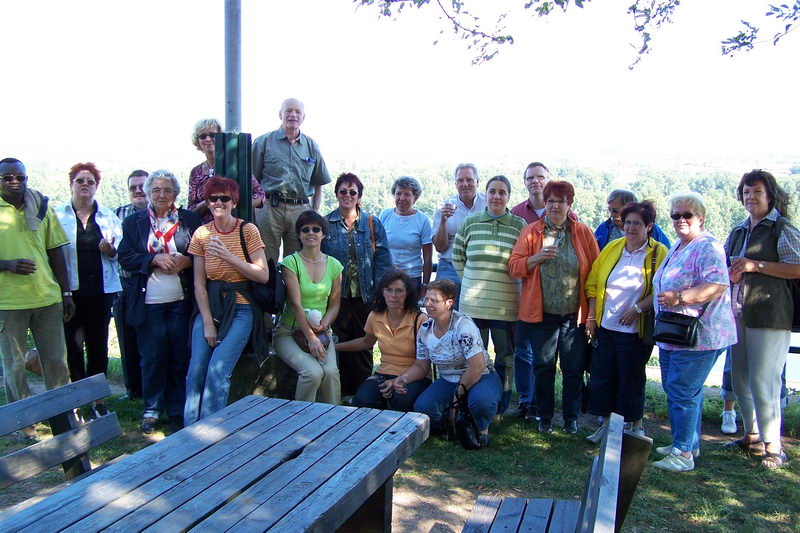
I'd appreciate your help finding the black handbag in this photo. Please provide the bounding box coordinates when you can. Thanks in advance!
[653,302,710,347]
[448,383,483,450]
[239,222,285,314]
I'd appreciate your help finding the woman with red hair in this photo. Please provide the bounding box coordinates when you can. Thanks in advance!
[55,162,122,418]
[185,177,269,424]
[508,180,599,435]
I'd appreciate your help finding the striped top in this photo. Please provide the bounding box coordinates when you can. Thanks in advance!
[188,219,265,304]
[452,209,527,321]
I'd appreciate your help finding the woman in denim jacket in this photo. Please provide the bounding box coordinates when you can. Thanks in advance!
[322,173,393,398]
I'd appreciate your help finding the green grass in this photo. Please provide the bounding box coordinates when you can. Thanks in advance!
[3,355,800,531]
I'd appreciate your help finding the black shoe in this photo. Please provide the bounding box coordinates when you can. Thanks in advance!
[169,415,184,432]
[91,404,109,418]
[538,418,553,434]
[516,404,528,419]
[477,433,489,448]
[141,417,159,434]
[563,419,578,435]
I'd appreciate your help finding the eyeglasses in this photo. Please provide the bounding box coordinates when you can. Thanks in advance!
[209,195,232,203]
[74,177,97,186]
[151,188,174,196]
[300,226,322,234]
[128,184,144,192]
[198,132,217,140]
[545,199,568,206]
[623,219,644,227]
[1,174,26,183]
[383,287,406,295]
[670,212,696,220]
[338,189,358,197]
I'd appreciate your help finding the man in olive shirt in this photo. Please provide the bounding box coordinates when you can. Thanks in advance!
[0,157,74,406]
[252,98,331,262]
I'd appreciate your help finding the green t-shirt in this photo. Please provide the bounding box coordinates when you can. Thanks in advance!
[280,252,344,326]
[0,196,69,310]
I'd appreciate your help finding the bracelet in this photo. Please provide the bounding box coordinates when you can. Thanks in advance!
[677,292,685,305]
[62,291,73,297]
[586,317,596,321]
[634,303,642,314]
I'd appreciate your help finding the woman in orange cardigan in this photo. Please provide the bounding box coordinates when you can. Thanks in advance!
[508,180,599,435]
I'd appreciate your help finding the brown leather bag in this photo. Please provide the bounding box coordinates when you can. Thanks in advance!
[291,329,332,354]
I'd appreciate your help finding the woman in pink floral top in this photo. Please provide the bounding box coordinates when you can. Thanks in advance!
[650,192,736,472]
[187,118,265,223]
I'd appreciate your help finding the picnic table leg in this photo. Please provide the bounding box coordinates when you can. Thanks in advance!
[337,477,393,533]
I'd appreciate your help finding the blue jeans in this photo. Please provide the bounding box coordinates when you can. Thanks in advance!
[414,372,502,432]
[354,373,431,412]
[473,318,514,415]
[185,304,253,424]
[659,347,725,453]
[530,313,586,421]
[514,320,537,410]
[435,259,462,309]
[137,300,191,419]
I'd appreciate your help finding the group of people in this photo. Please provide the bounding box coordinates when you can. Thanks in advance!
[1,99,796,472]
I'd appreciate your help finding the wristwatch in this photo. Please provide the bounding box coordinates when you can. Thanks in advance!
[62,291,73,297]
[634,303,642,314]
[757,262,765,272]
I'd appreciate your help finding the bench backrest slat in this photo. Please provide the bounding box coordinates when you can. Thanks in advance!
[575,413,623,533]
[0,413,121,489]
[0,374,111,436]
[615,430,653,529]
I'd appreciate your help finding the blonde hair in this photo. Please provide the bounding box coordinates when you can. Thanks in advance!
[191,118,222,150]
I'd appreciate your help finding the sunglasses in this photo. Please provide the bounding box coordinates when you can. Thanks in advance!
[338,189,358,197]
[1,174,26,183]
[300,226,322,234]
[670,212,696,220]
[209,195,232,203]
[198,132,217,140]
[74,177,97,185]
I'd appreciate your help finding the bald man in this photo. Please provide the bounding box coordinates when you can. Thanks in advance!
[252,98,331,261]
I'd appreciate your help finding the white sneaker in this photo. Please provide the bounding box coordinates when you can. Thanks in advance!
[721,410,737,434]
[656,444,700,458]
[586,425,606,444]
[653,449,694,472]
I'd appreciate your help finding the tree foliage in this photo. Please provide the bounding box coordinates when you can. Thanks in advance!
[357,0,800,67]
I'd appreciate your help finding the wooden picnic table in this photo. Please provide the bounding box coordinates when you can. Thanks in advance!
[0,395,429,532]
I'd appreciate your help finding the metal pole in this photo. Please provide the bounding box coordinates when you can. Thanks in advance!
[224,0,241,132]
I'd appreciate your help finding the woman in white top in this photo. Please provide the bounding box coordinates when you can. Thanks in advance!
[393,279,502,448]
[378,176,432,296]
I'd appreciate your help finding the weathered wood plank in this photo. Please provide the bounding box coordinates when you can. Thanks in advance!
[0,413,120,489]
[69,400,324,533]
[518,498,552,533]
[616,430,653,530]
[0,395,275,532]
[189,407,394,532]
[490,497,526,532]
[117,402,346,533]
[462,495,502,533]
[258,411,429,533]
[578,413,622,533]
[0,374,110,436]
[547,499,580,533]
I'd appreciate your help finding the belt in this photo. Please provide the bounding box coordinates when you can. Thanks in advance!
[266,193,309,205]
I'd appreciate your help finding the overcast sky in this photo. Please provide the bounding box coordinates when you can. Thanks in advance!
[2,0,798,176]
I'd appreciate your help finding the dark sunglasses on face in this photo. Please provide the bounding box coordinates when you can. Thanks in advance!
[198,132,217,140]
[300,226,322,234]
[1,174,26,183]
[338,189,358,197]
[209,195,232,203]
[74,177,96,185]
[670,212,695,220]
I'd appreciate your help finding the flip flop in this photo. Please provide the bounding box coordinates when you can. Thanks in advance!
[762,449,787,469]
[721,437,765,456]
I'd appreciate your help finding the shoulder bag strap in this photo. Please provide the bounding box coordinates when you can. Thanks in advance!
[368,215,376,254]
[239,220,252,263]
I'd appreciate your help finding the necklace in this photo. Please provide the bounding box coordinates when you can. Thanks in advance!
[300,251,325,264]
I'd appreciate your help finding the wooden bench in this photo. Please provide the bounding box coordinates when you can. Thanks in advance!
[0,374,122,506]
[462,413,652,533]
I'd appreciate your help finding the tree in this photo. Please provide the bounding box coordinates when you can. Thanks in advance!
[356,0,800,67]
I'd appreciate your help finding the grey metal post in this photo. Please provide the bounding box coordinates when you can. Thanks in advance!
[224,0,241,132]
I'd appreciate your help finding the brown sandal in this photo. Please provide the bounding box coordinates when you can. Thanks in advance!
[721,437,765,456]
[762,449,787,469]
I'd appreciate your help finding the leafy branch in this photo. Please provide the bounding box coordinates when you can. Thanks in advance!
[721,2,800,55]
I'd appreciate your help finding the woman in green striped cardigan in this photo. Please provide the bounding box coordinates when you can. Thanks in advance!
[453,175,527,414]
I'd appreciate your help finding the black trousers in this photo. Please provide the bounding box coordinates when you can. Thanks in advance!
[64,290,113,383]
[113,279,143,397]
[333,296,373,396]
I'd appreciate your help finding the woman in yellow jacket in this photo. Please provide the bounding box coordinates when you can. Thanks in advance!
[584,201,668,442]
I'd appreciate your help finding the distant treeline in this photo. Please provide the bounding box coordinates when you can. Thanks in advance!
[25,163,800,244]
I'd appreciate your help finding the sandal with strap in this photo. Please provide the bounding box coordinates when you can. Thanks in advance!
[721,437,764,456]
[762,449,787,469]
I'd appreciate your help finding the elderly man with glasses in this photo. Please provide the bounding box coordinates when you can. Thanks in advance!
[595,189,671,250]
